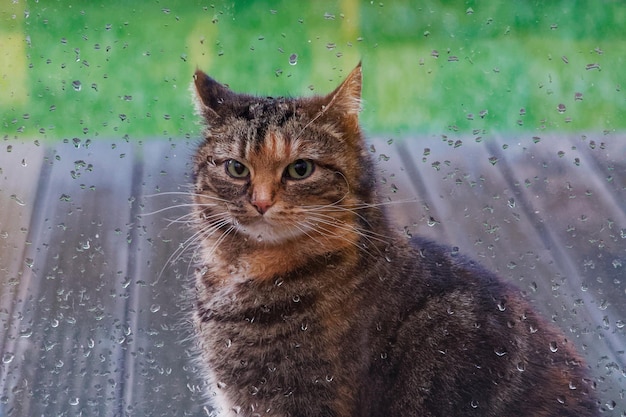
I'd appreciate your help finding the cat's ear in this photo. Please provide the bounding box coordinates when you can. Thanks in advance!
[324,62,362,117]
[192,70,236,124]
[305,63,362,131]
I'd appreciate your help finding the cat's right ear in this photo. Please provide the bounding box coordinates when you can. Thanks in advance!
[192,70,233,124]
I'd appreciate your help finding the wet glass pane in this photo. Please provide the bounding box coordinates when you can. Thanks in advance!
[1,1,624,416]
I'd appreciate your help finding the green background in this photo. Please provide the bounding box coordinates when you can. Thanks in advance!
[2,0,625,140]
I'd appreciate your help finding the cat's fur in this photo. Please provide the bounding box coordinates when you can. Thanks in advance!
[190,64,598,417]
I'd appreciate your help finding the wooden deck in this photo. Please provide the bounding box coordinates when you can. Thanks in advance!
[1,134,625,416]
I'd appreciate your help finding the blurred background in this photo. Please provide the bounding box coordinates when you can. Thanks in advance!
[1,1,625,416]
[2,0,625,140]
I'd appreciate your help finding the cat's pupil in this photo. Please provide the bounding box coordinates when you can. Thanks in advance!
[292,160,308,176]
[225,159,250,178]
[232,161,246,175]
[285,159,313,180]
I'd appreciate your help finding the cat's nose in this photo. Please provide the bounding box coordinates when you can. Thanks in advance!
[251,183,275,215]
[252,199,273,215]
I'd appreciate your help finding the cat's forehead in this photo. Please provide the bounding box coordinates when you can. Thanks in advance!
[236,96,300,125]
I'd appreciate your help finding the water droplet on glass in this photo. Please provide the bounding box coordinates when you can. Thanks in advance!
[2,353,14,364]
[494,347,507,357]
[488,156,499,166]
[72,80,82,91]
[549,341,558,352]
[507,198,515,208]
[427,217,440,227]
[10,194,25,206]
[289,53,298,65]
[557,103,566,113]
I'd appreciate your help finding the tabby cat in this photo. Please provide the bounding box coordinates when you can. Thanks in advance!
[190,64,597,416]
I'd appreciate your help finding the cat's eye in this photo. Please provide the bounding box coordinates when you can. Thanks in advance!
[225,159,250,178]
[285,159,314,180]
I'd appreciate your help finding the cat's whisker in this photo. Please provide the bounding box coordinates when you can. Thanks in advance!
[303,214,388,258]
[178,219,234,272]
[306,213,391,251]
[156,214,233,283]
[140,202,219,218]
[145,190,234,204]
[199,223,237,262]
[304,196,418,213]
[302,210,391,243]
[302,219,380,259]
[284,218,340,248]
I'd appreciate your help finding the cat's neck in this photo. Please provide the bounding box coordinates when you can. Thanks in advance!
[200,228,357,284]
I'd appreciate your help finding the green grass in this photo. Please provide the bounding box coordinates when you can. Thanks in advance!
[1,0,625,141]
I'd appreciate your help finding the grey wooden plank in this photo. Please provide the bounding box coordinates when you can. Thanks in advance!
[0,140,46,410]
[124,139,205,416]
[1,140,140,416]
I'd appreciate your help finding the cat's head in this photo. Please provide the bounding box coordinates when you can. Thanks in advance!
[192,64,378,247]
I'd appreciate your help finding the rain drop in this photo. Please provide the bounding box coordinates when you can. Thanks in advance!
[507,198,515,208]
[289,53,298,65]
[494,347,507,357]
[549,341,558,352]
[10,194,25,206]
[72,80,82,91]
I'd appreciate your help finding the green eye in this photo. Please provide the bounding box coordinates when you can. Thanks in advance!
[225,159,250,178]
[285,159,314,180]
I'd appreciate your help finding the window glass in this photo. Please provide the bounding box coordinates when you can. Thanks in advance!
[1,1,624,415]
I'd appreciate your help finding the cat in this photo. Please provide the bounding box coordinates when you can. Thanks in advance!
[189,63,598,417]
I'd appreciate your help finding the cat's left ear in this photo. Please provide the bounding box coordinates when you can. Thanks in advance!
[322,62,362,123]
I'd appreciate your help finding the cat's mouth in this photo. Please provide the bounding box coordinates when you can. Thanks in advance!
[233,215,304,245]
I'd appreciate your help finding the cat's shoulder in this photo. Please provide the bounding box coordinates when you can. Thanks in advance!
[405,235,517,299]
